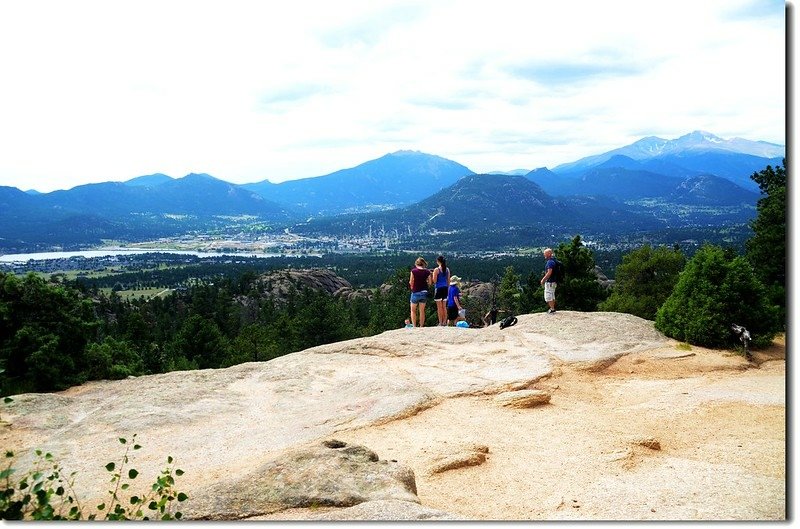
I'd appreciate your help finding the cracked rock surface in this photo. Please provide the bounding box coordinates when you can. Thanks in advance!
[1,312,785,520]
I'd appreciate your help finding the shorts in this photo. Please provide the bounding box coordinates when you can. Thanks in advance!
[410,291,428,304]
[434,286,448,301]
[544,282,557,302]
[447,305,459,320]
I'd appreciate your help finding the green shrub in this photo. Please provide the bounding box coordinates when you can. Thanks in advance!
[599,244,685,320]
[0,435,187,520]
[655,245,779,348]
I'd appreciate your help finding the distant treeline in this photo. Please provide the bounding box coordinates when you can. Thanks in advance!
[1,243,612,395]
[70,252,616,291]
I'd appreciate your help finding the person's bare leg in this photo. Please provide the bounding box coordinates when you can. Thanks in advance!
[410,303,417,327]
[418,302,426,327]
[437,300,446,325]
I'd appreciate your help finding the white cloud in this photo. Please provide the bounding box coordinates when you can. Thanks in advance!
[0,0,787,191]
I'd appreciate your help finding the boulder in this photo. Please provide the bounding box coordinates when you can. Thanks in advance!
[428,444,490,475]
[494,389,552,408]
[185,440,418,520]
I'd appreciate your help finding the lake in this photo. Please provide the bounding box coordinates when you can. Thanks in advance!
[0,249,288,263]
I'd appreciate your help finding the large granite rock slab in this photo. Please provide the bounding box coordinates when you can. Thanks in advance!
[1,312,673,520]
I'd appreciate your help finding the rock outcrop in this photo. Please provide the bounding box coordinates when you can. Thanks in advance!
[0,312,784,521]
[186,440,418,520]
[253,268,371,303]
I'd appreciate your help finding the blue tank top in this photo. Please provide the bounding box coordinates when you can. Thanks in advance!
[435,266,449,288]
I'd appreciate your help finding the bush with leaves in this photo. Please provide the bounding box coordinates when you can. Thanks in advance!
[0,435,187,520]
[655,244,780,348]
[599,244,685,320]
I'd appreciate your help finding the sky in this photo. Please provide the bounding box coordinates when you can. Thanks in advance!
[0,0,788,192]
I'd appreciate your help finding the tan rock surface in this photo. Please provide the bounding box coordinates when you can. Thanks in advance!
[0,312,785,520]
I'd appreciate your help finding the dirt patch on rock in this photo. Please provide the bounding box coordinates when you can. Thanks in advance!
[328,339,785,520]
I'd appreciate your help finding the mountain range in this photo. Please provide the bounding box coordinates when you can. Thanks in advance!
[0,131,784,252]
[242,151,473,216]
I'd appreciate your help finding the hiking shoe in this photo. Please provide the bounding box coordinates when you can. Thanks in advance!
[547,308,556,314]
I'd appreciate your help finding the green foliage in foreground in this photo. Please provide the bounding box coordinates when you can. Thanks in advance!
[0,435,187,520]
[655,244,780,348]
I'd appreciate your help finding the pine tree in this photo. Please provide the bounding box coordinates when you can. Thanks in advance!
[745,161,786,326]
[551,235,608,311]
[655,244,779,348]
[599,244,685,320]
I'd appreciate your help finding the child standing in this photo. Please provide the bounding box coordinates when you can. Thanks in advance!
[447,275,463,326]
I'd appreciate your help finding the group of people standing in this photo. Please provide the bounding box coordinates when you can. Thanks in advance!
[407,248,560,328]
[408,255,464,327]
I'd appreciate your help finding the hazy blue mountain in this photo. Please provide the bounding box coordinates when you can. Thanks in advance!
[33,173,295,219]
[299,174,553,231]
[413,173,557,229]
[669,174,761,205]
[595,154,644,171]
[487,169,530,175]
[296,174,664,248]
[551,130,784,192]
[524,167,558,190]
[558,194,665,232]
[125,173,174,187]
[243,150,474,216]
[154,173,295,217]
[636,158,699,179]
[652,152,783,191]
[527,166,684,199]
[410,174,664,234]
[38,182,157,216]
[554,130,784,173]
[0,186,37,215]
[0,174,298,251]
[0,130,780,252]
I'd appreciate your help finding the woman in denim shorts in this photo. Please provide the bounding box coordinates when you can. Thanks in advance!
[409,257,432,327]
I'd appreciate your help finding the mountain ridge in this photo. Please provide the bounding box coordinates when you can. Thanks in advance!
[0,131,783,252]
[241,150,474,216]
[552,130,784,175]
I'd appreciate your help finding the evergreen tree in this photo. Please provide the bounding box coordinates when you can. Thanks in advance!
[655,244,779,348]
[83,337,144,380]
[745,161,786,326]
[599,244,685,320]
[367,268,415,333]
[0,273,98,393]
[528,235,608,312]
[167,314,229,370]
[497,266,521,315]
[227,324,281,365]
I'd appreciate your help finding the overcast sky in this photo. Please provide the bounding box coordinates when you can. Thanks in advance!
[0,0,787,192]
